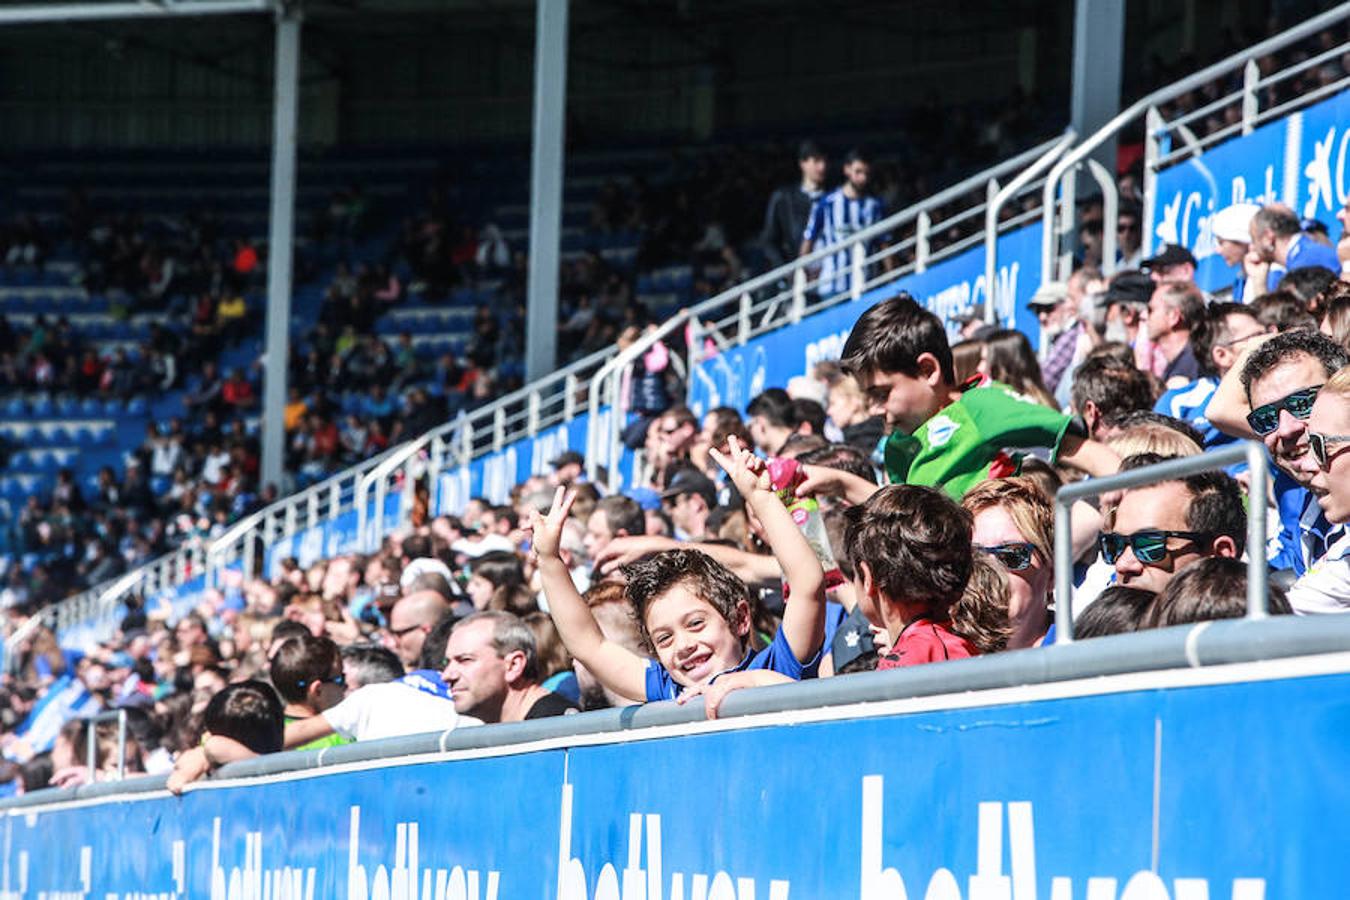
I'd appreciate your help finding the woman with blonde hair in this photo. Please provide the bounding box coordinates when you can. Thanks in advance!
[961,477,1056,648]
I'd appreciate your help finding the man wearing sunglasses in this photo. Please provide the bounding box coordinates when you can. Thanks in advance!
[1290,366,1350,613]
[1208,330,1350,576]
[270,633,351,751]
[1103,465,1246,594]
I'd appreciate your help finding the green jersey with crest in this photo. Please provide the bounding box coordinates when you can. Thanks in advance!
[882,379,1080,500]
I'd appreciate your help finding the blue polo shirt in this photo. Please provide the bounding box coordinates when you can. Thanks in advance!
[1284,234,1340,276]
[1272,470,1346,575]
[644,627,816,701]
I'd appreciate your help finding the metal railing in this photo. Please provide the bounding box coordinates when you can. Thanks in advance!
[85,709,130,783]
[1043,4,1350,281]
[585,134,1076,489]
[1053,442,1270,643]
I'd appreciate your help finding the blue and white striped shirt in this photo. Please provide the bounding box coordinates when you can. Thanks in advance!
[802,189,885,297]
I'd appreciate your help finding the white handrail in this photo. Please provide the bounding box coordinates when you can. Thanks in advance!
[1041,5,1350,275]
[585,134,1075,488]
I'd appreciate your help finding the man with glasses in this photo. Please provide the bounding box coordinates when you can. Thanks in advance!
[1117,202,1144,270]
[1290,366,1350,612]
[382,589,451,668]
[269,633,350,751]
[1102,463,1245,594]
[1240,332,1350,575]
[1155,303,1271,449]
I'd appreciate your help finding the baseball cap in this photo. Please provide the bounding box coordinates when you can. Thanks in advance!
[549,450,584,469]
[661,468,718,507]
[1210,203,1260,243]
[1098,270,1154,307]
[1027,282,1070,309]
[1141,243,1197,272]
[628,487,662,511]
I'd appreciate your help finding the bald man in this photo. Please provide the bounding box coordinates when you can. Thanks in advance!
[382,590,450,668]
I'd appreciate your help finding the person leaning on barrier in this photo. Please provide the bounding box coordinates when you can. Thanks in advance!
[1098,454,1246,596]
[1289,366,1350,613]
[534,437,827,717]
[796,295,1121,505]
[270,633,350,751]
[284,615,475,748]
[167,681,284,794]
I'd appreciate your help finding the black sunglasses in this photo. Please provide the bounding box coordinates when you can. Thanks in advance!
[298,673,345,688]
[975,541,1037,571]
[1309,431,1350,469]
[1099,529,1211,565]
[1246,385,1321,436]
[386,623,424,639]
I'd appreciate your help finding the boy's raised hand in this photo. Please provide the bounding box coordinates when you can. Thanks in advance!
[527,486,576,559]
[708,434,771,497]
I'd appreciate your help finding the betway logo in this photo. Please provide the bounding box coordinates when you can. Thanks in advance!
[552,777,1266,900]
[862,775,1265,900]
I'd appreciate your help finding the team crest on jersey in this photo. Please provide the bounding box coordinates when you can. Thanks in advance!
[927,415,959,447]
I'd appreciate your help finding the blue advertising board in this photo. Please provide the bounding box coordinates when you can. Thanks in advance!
[1151,88,1349,294]
[10,661,1345,897]
[689,222,1044,416]
[264,493,401,580]
[435,408,638,514]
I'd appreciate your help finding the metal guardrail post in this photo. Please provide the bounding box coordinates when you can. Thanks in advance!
[915,210,931,273]
[1142,106,1162,260]
[983,133,1076,330]
[1085,158,1119,276]
[1053,442,1268,643]
[1241,58,1260,136]
[738,292,752,343]
[85,709,128,782]
[493,407,506,453]
[527,390,541,435]
[850,242,865,302]
[563,373,578,420]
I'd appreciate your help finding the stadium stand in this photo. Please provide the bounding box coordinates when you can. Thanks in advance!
[2,13,1350,892]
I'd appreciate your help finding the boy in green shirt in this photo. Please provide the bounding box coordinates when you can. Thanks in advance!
[800,294,1119,503]
[269,632,352,751]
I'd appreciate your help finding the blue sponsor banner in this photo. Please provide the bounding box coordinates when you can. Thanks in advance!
[8,667,1349,896]
[435,408,638,515]
[264,494,401,579]
[690,222,1044,416]
[1151,88,1349,294]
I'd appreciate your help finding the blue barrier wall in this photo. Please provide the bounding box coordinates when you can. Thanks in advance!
[9,661,1343,897]
[1152,88,1349,294]
[264,493,402,579]
[689,223,1044,416]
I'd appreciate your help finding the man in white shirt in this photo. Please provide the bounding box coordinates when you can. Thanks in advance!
[283,619,479,747]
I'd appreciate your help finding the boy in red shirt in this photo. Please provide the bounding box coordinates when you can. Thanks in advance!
[843,483,977,668]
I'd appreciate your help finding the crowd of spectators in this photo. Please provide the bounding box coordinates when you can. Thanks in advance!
[2,182,1347,793]
[1,13,1348,795]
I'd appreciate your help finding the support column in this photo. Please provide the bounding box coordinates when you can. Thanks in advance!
[1071,0,1125,178]
[261,4,301,493]
[525,0,569,383]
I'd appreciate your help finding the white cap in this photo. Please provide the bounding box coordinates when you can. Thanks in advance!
[399,556,455,590]
[1211,203,1261,244]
